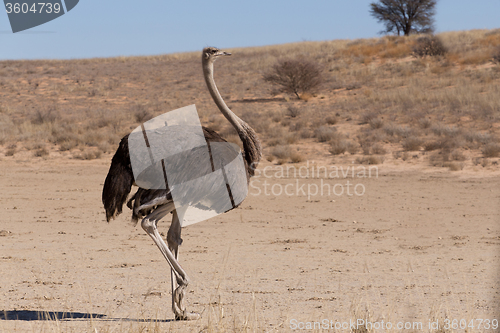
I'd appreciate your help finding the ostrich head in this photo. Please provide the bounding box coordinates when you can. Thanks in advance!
[202,47,231,63]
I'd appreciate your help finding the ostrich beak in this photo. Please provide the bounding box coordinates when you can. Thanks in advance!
[216,51,231,57]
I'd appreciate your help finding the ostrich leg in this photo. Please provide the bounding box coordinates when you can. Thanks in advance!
[167,207,196,320]
[140,204,198,320]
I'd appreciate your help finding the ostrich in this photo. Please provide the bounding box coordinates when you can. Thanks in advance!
[102,47,262,320]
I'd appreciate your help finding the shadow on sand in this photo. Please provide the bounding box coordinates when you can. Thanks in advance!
[0,310,174,322]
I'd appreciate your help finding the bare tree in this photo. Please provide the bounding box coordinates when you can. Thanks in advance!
[263,58,323,99]
[370,0,437,36]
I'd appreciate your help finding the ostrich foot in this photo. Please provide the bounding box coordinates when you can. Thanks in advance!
[174,312,200,321]
[172,284,199,320]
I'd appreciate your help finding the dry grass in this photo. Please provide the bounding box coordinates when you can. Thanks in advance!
[0,29,499,169]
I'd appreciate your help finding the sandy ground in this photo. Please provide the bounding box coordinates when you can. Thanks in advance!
[0,156,499,332]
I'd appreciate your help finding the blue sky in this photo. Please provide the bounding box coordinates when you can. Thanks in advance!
[1,0,499,60]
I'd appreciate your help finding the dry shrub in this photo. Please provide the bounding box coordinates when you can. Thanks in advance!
[5,145,16,156]
[263,58,323,99]
[289,151,304,163]
[31,108,59,125]
[325,116,338,125]
[361,143,372,155]
[88,109,121,130]
[402,137,423,151]
[413,36,447,57]
[289,120,306,132]
[356,156,384,165]
[87,88,99,97]
[270,111,282,123]
[473,157,490,167]
[267,125,298,146]
[51,126,82,146]
[133,104,153,123]
[286,106,301,118]
[425,137,461,152]
[358,127,387,145]
[465,131,493,145]
[285,132,298,144]
[450,150,466,161]
[299,129,312,139]
[33,146,48,157]
[73,149,102,160]
[431,124,460,137]
[266,155,275,162]
[441,137,464,150]
[245,115,271,135]
[428,150,465,169]
[329,140,348,155]
[280,118,291,127]
[482,143,500,157]
[271,145,291,160]
[493,47,500,63]
[0,115,14,145]
[98,141,111,153]
[59,140,78,151]
[418,118,432,129]
[313,126,339,142]
[347,141,359,154]
[82,130,106,147]
[371,143,387,155]
[424,141,441,151]
[444,161,464,171]
[368,117,384,129]
[383,124,413,138]
[360,112,377,125]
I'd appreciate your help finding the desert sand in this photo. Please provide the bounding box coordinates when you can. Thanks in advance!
[0,155,498,332]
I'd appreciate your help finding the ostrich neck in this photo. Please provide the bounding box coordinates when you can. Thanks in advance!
[203,61,262,173]
[203,62,243,131]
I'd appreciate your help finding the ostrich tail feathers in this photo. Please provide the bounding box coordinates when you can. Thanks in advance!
[102,135,134,222]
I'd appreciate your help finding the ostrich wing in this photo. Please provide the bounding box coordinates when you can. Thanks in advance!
[128,123,247,227]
